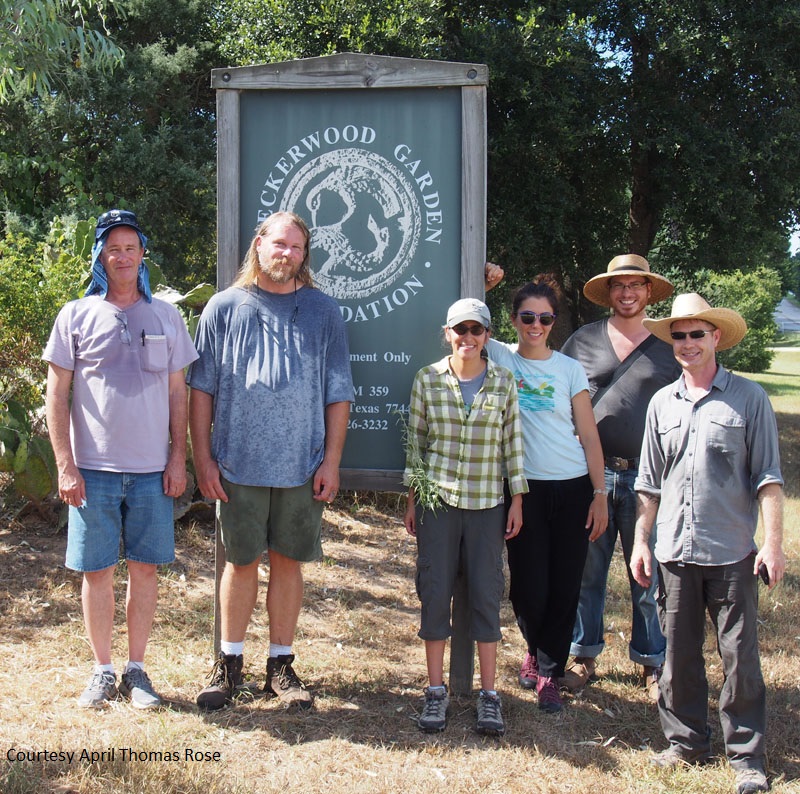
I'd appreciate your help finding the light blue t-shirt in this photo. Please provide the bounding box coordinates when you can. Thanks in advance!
[187,284,354,488]
[486,339,590,480]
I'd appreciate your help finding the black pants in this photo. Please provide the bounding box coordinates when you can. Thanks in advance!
[505,476,592,679]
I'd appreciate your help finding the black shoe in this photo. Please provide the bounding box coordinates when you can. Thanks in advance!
[265,654,313,709]
[197,652,243,711]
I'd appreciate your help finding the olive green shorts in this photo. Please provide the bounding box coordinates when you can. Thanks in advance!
[217,476,324,564]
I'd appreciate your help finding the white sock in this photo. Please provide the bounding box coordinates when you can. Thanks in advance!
[125,661,144,673]
[269,643,292,658]
[221,640,244,657]
[95,663,115,675]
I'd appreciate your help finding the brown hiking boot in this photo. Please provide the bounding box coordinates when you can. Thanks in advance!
[651,745,711,768]
[560,657,596,692]
[265,654,313,709]
[196,652,243,711]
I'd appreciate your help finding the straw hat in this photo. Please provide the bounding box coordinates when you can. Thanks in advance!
[642,293,747,351]
[583,254,674,307]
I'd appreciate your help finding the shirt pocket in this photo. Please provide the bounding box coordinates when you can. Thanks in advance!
[707,413,746,453]
[426,386,457,420]
[472,390,505,415]
[141,335,168,372]
[656,418,682,458]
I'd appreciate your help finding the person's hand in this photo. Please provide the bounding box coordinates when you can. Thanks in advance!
[313,458,339,503]
[586,493,608,541]
[404,496,416,536]
[504,501,523,539]
[485,262,504,291]
[630,542,652,588]
[163,450,188,498]
[195,457,228,502]
[57,463,86,508]
[754,543,786,590]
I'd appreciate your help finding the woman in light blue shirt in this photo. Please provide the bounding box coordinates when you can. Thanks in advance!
[487,275,607,713]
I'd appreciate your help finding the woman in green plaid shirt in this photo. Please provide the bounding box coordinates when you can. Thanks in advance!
[403,298,528,737]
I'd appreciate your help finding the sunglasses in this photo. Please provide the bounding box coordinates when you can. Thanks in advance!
[517,311,557,326]
[450,323,487,336]
[670,329,715,341]
[115,312,131,345]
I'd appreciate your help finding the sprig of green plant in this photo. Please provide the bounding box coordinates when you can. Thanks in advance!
[396,412,440,514]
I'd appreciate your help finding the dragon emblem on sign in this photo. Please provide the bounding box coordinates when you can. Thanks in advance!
[280,149,422,301]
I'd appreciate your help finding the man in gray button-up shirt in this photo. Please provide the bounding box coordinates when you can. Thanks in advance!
[630,293,785,794]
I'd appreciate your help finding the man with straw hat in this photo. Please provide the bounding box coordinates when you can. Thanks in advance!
[558,254,679,698]
[630,293,785,794]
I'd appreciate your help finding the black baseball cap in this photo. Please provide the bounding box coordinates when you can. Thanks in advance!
[95,209,143,240]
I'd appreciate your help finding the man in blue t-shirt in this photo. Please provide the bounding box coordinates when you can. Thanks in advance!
[188,211,353,711]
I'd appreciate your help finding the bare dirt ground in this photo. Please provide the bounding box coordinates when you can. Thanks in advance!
[0,493,798,794]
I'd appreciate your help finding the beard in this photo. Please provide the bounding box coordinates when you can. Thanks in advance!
[260,256,299,284]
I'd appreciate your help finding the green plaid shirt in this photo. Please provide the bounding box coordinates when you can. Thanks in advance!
[403,356,528,510]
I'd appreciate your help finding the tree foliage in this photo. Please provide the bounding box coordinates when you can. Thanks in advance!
[0,0,220,287]
[702,267,781,373]
[0,0,124,101]
[2,0,797,345]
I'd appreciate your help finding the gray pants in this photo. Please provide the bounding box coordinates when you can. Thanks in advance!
[415,503,505,643]
[657,556,765,769]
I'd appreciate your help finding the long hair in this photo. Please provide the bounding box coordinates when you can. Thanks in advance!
[511,272,561,316]
[232,211,314,289]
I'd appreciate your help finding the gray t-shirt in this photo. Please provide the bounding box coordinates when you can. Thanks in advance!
[561,318,681,459]
[187,284,354,488]
[43,295,198,472]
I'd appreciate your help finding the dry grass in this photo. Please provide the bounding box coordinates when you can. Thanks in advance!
[1,354,799,794]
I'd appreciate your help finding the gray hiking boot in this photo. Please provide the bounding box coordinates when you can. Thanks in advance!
[78,670,118,709]
[265,654,313,709]
[418,685,449,732]
[197,652,244,711]
[119,668,162,709]
[476,689,505,736]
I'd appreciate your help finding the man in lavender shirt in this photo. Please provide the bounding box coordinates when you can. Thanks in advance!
[44,209,197,710]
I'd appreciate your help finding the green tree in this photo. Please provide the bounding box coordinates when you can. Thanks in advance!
[660,264,782,372]
[704,267,781,372]
[566,0,800,268]
[0,0,219,287]
[0,0,124,101]
[4,0,799,326]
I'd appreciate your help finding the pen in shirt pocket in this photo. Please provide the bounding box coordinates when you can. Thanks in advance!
[141,329,146,346]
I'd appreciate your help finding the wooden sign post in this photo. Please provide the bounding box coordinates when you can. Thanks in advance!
[212,53,488,695]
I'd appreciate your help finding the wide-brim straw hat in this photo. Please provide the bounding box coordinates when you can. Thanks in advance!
[642,292,747,351]
[583,254,674,307]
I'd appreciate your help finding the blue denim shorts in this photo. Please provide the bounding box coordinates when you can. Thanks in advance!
[65,469,175,572]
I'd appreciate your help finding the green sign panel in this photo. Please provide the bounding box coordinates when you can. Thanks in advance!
[238,87,464,472]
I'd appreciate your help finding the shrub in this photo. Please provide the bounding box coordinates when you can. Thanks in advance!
[702,267,781,373]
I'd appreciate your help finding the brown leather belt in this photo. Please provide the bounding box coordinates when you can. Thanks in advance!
[605,456,639,471]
